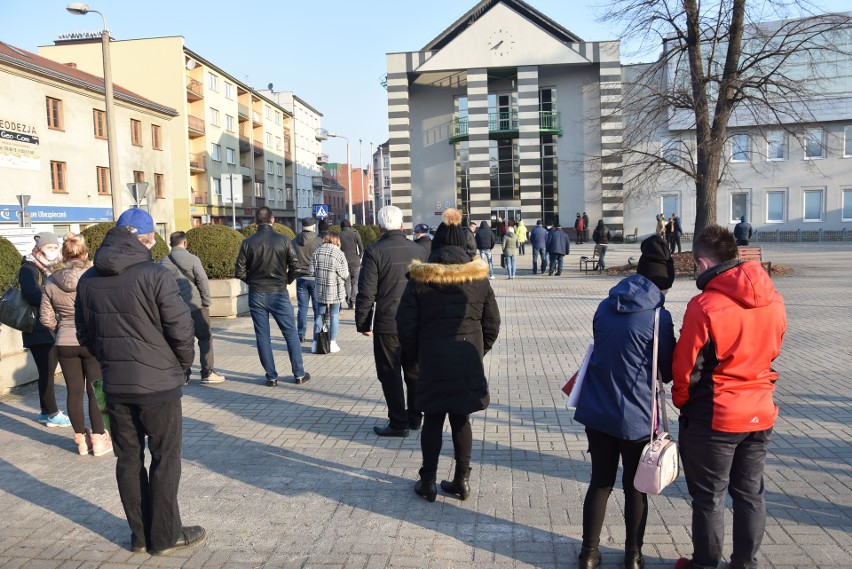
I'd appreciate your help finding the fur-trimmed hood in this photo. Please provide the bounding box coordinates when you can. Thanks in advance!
[408,258,489,284]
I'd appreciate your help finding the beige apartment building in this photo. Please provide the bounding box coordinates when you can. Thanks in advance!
[42,37,296,229]
[0,41,177,237]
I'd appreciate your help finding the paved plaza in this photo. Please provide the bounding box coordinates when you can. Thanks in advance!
[1,242,851,569]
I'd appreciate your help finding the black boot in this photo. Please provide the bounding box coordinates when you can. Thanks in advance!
[414,468,437,502]
[440,466,471,500]
[578,546,601,569]
[624,549,643,569]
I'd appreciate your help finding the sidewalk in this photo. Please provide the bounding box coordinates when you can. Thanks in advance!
[1,243,850,568]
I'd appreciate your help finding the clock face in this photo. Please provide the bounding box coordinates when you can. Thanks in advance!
[487,29,515,57]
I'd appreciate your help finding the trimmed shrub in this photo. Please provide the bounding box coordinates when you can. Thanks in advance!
[0,236,22,292]
[240,223,295,239]
[186,224,245,279]
[330,225,341,233]
[81,222,169,261]
[355,224,381,248]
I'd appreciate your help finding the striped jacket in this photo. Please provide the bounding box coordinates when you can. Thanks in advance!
[309,243,349,305]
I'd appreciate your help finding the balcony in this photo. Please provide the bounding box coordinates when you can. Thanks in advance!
[186,78,203,101]
[539,111,563,135]
[239,135,251,153]
[252,140,263,156]
[188,152,206,172]
[187,115,205,138]
[448,110,563,143]
[311,176,324,188]
[240,165,253,180]
[192,191,207,205]
[237,104,250,121]
[255,169,264,182]
[251,111,262,127]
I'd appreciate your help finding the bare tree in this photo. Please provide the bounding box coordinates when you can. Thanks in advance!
[599,0,851,233]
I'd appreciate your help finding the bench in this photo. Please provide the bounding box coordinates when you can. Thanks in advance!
[738,246,773,275]
[625,227,639,243]
[579,245,603,274]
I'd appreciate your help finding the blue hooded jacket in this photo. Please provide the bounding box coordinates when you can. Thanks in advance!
[574,274,675,441]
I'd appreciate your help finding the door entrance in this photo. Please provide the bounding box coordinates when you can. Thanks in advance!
[491,208,521,236]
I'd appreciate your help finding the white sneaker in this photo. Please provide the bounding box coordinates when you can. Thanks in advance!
[330,341,341,353]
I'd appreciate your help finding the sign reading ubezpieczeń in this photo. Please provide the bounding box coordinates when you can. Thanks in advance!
[0,120,40,171]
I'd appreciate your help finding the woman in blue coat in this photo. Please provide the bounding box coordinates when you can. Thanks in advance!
[574,235,676,569]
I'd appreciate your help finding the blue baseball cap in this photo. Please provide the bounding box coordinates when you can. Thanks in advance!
[116,208,155,234]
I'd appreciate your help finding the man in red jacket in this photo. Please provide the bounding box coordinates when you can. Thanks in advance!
[673,226,786,569]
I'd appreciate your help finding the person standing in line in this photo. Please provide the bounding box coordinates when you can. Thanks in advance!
[355,206,427,437]
[235,207,310,386]
[317,219,330,239]
[40,233,112,456]
[463,221,478,260]
[665,215,675,251]
[161,231,225,385]
[733,216,753,246]
[502,226,519,279]
[494,216,506,238]
[582,212,590,243]
[516,219,528,256]
[292,217,323,344]
[574,235,676,569]
[475,220,497,280]
[656,214,666,238]
[592,220,611,272]
[397,208,500,502]
[309,231,349,353]
[547,223,570,276]
[413,223,433,258]
[529,220,548,274]
[20,232,71,427]
[338,219,363,311]
[670,213,683,254]
[75,209,204,555]
[673,226,786,569]
[575,213,585,245]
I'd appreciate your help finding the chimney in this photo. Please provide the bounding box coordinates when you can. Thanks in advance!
[64,62,77,68]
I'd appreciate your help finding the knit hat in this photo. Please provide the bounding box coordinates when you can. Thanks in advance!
[637,235,675,290]
[33,231,60,249]
[116,209,155,234]
[431,209,466,249]
[340,219,351,228]
[301,217,317,228]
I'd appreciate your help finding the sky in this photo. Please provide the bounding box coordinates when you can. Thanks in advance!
[3,0,849,166]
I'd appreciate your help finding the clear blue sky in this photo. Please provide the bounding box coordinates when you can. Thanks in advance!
[3,1,848,165]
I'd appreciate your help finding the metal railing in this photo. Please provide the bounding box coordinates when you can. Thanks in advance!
[187,115,205,135]
[539,110,561,132]
[186,78,203,98]
[237,104,250,119]
[188,152,206,171]
[488,111,518,132]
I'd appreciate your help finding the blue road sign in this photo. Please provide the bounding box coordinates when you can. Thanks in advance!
[315,204,329,219]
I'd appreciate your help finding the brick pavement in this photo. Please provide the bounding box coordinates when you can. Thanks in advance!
[0,242,850,569]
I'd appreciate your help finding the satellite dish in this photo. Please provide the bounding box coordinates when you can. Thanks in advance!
[186,58,197,70]
[267,82,273,91]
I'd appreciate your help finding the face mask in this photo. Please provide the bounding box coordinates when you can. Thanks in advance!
[43,250,61,262]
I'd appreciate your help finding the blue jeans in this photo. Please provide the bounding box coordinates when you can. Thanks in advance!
[314,303,340,342]
[505,255,516,278]
[679,416,771,569]
[548,253,564,274]
[479,249,493,277]
[532,248,546,273]
[296,277,318,340]
[248,291,305,380]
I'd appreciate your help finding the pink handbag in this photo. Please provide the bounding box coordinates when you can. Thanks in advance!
[633,308,680,495]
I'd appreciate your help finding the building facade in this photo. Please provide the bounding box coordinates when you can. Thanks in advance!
[0,41,177,237]
[372,140,391,212]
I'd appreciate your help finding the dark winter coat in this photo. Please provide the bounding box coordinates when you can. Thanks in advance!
[463,227,478,260]
[592,222,611,245]
[733,218,753,242]
[415,235,433,257]
[574,274,676,441]
[355,230,428,334]
[475,221,496,250]
[75,227,194,402]
[529,225,548,249]
[547,229,570,255]
[18,259,54,347]
[234,224,299,292]
[339,226,364,269]
[292,229,323,278]
[397,246,500,414]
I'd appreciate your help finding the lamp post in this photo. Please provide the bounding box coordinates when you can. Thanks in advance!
[66,3,121,220]
[328,133,352,222]
[369,141,375,224]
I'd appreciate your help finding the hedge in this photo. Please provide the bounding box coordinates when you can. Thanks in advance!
[0,236,21,292]
[186,224,245,279]
[80,222,169,261]
[355,224,381,248]
[241,223,295,239]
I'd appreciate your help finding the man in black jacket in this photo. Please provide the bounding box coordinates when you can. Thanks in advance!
[292,217,323,343]
[414,223,432,257]
[475,220,496,279]
[338,219,363,310]
[75,209,204,556]
[235,207,308,386]
[356,206,428,437]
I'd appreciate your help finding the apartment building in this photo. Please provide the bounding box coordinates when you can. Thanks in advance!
[42,37,295,230]
[372,140,391,210]
[0,41,177,236]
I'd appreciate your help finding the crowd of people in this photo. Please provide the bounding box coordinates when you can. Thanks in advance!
[16,205,786,569]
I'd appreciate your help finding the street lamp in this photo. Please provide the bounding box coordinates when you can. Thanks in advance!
[318,131,352,222]
[66,2,121,221]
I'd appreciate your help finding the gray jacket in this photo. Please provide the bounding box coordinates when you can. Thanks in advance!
[160,246,211,311]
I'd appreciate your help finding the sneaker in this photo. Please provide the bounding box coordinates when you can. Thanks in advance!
[266,378,278,387]
[44,411,72,428]
[91,431,113,457]
[200,372,225,384]
[294,372,311,385]
[329,341,340,353]
[74,431,92,455]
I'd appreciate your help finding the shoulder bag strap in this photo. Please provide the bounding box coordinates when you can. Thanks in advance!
[168,253,195,282]
[649,307,662,441]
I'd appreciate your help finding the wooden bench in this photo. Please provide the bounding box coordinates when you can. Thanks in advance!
[738,246,773,275]
[579,245,603,273]
[625,227,639,243]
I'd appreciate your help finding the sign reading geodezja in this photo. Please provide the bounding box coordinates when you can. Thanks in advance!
[0,120,40,171]
[0,205,113,223]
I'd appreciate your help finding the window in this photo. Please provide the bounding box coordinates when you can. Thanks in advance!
[134,170,145,184]
[277,189,283,201]
[266,132,273,146]
[662,194,679,219]
[286,186,293,202]
[93,109,106,139]
[212,177,222,196]
[845,126,852,157]
[766,131,785,160]
[803,188,824,221]
[804,128,825,159]
[489,139,519,200]
[224,82,234,100]
[730,191,749,223]
[264,105,271,119]
[226,147,236,165]
[209,108,220,127]
[151,125,162,150]
[96,166,110,194]
[730,133,750,162]
[46,97,63,130]
[254,181,263,198]
[208,72,219,92]
[266,159,273,174]
[661,136,679,164]
[766,190,786,223]
[276,136,282,150]
[211,143,221,161]
[154,173,164,198]
[50,161,66,192]
[842,189,852,221]
[130,119,142,146]
[225,114,235,132]
[276,162,283,176]
[274,111,281,125]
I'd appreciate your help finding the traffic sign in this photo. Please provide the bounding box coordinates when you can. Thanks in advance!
[315,204,329,219]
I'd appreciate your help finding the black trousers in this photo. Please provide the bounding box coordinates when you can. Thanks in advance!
[30,343,58,415]
[373,333,421,430]
[57,345,105,434]
[421,412,472,473]
[189,308,214,378]
[582,427,649,553]
[108,398,183,552]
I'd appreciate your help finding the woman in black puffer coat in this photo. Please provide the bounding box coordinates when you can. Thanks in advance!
[397,209,501,502]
